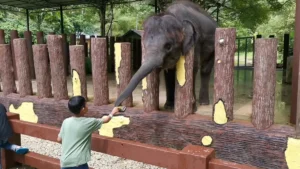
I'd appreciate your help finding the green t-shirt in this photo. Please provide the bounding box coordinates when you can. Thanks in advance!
[58,116,103,168]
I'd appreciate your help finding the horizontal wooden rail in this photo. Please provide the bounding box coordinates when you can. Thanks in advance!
[6,113,258,169]
[14,152,61,169]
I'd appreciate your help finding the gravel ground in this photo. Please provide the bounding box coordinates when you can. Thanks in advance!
[9,135,165,169]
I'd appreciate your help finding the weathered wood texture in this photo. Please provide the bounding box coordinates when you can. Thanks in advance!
[0,93,294,169]
[10,30,19,80]
[32,45,52,98]
[0,29,5,44]
[0,45,16,95]
[79,35,86,57]
[213,28,236,121]
[46,35,68,100]
[115,43,133,107]
[70,34,76,45]
[24,31,36,79]
[175,47,195,118]
[91,38,109,105]
[13,39,33,97]
[141,32,160,112]
[252,38,278,130]
[36,31,44,44]
[70,45,87,100]
[109,37,115,72]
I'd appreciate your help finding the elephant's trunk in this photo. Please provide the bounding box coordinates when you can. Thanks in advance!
[114,59,161,106]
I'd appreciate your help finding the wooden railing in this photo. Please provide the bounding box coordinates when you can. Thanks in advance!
[1,113,258,169]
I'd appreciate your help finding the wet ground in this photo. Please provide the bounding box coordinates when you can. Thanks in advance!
[10,68,291,125]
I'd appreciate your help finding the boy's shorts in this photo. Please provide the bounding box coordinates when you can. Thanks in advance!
[0,138,8,147]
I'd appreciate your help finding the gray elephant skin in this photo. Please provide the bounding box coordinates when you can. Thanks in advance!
[114,0,217,111]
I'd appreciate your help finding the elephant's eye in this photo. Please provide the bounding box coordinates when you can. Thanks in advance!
[164,43,172,51]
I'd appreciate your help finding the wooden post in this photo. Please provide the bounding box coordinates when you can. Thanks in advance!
[213,28,236,122]
[91,38,109,105]
[13,38,33,97]
[36,31,44,44]
[32,44,52,98]
[0,29,5,44]
[115,42,133,107]
[61,34,69,76]
[0,45,16,95]
[70,34,76,45]
[174,46,195,118]
[10,30,19,80]
[24,31,36,79]
[47,35,69,100]
[252,38,277,130]
[141,31,160,112]
[70,45,87,100]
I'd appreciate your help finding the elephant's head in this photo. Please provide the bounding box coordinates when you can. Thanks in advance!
[114,12,196,106]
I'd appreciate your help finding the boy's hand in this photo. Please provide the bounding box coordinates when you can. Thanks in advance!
[111,107,119,116]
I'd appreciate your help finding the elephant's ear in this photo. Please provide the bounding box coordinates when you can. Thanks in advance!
[182,20,196,56]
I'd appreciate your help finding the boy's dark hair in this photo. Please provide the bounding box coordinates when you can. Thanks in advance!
[68,96,86,114]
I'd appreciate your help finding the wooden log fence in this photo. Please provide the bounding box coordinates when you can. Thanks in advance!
[1,113,257,169]
[0,28,297,169]
[24,31,36,79]
[36,31,44,44]
[0,29,5,44]
[10,30,19,80]
[91,37,109,105]
[13,38,33,97]
[115,42,133,107]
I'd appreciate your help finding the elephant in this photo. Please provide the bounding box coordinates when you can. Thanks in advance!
[114,0,218,111]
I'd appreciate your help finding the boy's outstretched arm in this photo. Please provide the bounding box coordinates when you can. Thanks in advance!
[101,107,119,123]
[57,136,62,143]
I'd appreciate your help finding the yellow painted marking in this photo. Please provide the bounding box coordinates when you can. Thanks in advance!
[176,55,186,86]
[213,100,228,125]
[142,77,147,90]
[9,102,38,123]
[114,43,122,85]
[72,69,81,96]
[285,137,300,169]
[99,116,130,137]
[202,136,213,146]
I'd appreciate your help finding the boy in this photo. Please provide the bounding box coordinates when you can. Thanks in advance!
[57,96,120,169]
[0,103,29,169]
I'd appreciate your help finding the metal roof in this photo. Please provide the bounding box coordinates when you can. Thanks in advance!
[0,0,143,11]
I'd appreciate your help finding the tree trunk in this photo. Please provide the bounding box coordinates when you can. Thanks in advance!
[61,34,69,76]
[252,38,278,130]
[0,29,5,44]
[91,38,109,105]
[69,34,76,45]
[10,30,19,80]
[70,45,87,100]
[213,28,236,122]
[36,31,44,44]
[141,31,160,112]
[32,44,52,98]
[46,35,69,100]
[115,42,133,107]
[174,47,195,118]
[0,45,16,95]
[13,38,33,97]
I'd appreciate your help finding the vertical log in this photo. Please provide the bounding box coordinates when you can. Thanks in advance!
[115,42,133,107]
[174,47,195,118]
[49,32,55,35]
[0,29,5,44]
[141,31,160,112]
[13,38,33,97]
[252,38,277,130]
[36,31,44,44]
[213,28,236,123]
[70,45,87,100]
[91,38,109,105]
[282,33,290,84]
[0,45,16,95]
[70,34,76,45]
[47,35,69,100]
[32,44,52,98]
[24,31,36,79]
[10,30,19,80]
[61,34,69,76]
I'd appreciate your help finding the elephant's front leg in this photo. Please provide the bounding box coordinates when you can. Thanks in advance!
[199,52,214,105]
[164,68,176,110]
